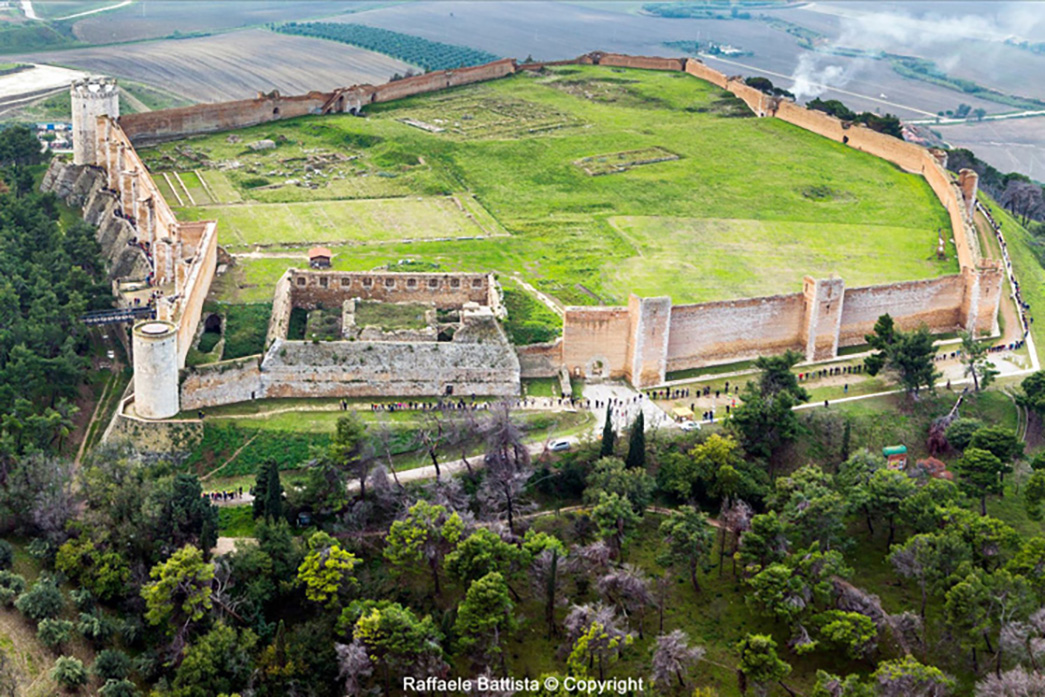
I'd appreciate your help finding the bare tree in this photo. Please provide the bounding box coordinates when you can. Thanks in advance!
[597,564,654,638]
[721,498,753,578]
[336,640,374,696]
[372,421,408,490]
[477,402,534,534]
[650,629,705,689]
[975,666,1045,697]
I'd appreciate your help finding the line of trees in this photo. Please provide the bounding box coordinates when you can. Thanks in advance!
[273,22,501,72]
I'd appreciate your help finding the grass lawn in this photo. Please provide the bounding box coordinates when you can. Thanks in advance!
[354,300,429,330]
[142,65,951,310]
[178,196,487,249]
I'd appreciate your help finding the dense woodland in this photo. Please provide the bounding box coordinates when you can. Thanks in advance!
[0,127,109,462]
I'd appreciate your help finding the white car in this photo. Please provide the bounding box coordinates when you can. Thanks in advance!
[548,439,571,452]
[680,421,701,432]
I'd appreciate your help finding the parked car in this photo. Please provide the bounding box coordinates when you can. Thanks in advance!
[548,439,571,452]
[680,420,701,432]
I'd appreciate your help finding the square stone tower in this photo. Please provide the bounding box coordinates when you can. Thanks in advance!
[71,77,119,166]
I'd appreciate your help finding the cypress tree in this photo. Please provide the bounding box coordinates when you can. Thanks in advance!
[600,409,616,458]
[265,460,284,521]
[252,461,270,519]
[625,411,646,470]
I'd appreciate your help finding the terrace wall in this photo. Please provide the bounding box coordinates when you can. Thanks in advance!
[516,340,564,378]
[120,92,330,145]
[180,357,263,411]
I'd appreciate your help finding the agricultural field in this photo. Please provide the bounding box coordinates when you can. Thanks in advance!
[148,64,952,314]
[7,29,413,102]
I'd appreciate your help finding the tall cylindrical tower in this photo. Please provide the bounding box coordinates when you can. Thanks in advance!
[132,321,179,420]
[71,77,119,166]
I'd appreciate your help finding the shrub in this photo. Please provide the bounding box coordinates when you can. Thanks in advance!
[0,540,13,570]
[93,649,132,681]
[70,588,95,612]
[0,570,26,606]
[78,610,114,645]
[15,577,63,622]
[99,679,140,697]
[50,656,88,691]
[37,618,74,649]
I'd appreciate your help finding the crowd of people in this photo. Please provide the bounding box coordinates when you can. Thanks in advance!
[207,488,244,503]
[978,200,1033,340]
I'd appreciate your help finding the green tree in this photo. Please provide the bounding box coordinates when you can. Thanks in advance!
[625,412,645,470]
[600,409,615,458]
[889,529,971,619]
[591,491,640,559]
[454,572,516,666]
[445,527,524,587]
[567,620,633,681]
[1017,370,1045,418]
[141,545,213,639]
[864,468,918,546]
[870,656,953,696]
[583,456,655,513]
[658,506,715,594]
[735,511,789,575]
[170,622,258,697]
[384,500,463,596]
[754,350,808,400]
[729,383,803,470]
[296,531,359,608]
[959,331,997,391]
[1024,471,1045,521]
[1005,536,1045,601]
[811,671,874,697]
[252,459,283,521]
[954,447,1006,514]
[736,634,791,697]
[50,656,87,692]
[352,602,445,686]
[898,478,965,533]
[864,315,940,396]
[814,611,877,659]
[769,465,847,550]
[944,569,1033,672]
[328,414,370,500]
[969,425,1022,489]
[945,417,984,451]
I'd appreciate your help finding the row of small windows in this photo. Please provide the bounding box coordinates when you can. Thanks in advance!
[295,276,484,290]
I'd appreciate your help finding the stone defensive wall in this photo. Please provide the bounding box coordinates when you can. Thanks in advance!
[516,340,565,378]
[69,50,1002,401]
[119,58,517,145]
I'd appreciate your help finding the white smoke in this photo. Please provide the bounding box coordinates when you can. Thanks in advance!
[787,1,1045,103]
[789,53,865,102]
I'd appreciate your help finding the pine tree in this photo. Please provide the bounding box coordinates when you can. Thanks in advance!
[600,409,616,458]
[625,412,645,470]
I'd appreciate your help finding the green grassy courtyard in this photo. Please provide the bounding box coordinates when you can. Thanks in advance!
[142,64,953,313]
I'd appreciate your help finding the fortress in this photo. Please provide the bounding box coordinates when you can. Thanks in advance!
[45,53,1000,420]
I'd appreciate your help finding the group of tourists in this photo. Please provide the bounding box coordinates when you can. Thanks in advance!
[206,488,244,502]
[978,200,1033,339]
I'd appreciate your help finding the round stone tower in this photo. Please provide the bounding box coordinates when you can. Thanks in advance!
[71,77,119,166]
[132,321,179,420]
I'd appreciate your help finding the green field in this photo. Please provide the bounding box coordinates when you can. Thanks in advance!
[179,196,489,249]
[143,65,953,309]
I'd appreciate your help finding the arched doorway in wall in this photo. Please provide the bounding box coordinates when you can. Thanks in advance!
[585,356,610,380]
[204,314,222,333]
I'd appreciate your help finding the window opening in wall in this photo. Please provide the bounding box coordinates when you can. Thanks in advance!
[385,278,395,288]
[362,277,373,287]
[319,277,328,288]
[472,278,483,288]
[429,279,439,288]
[341,278,351,286]
[296,277,306,286]
[451,279,460,288]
